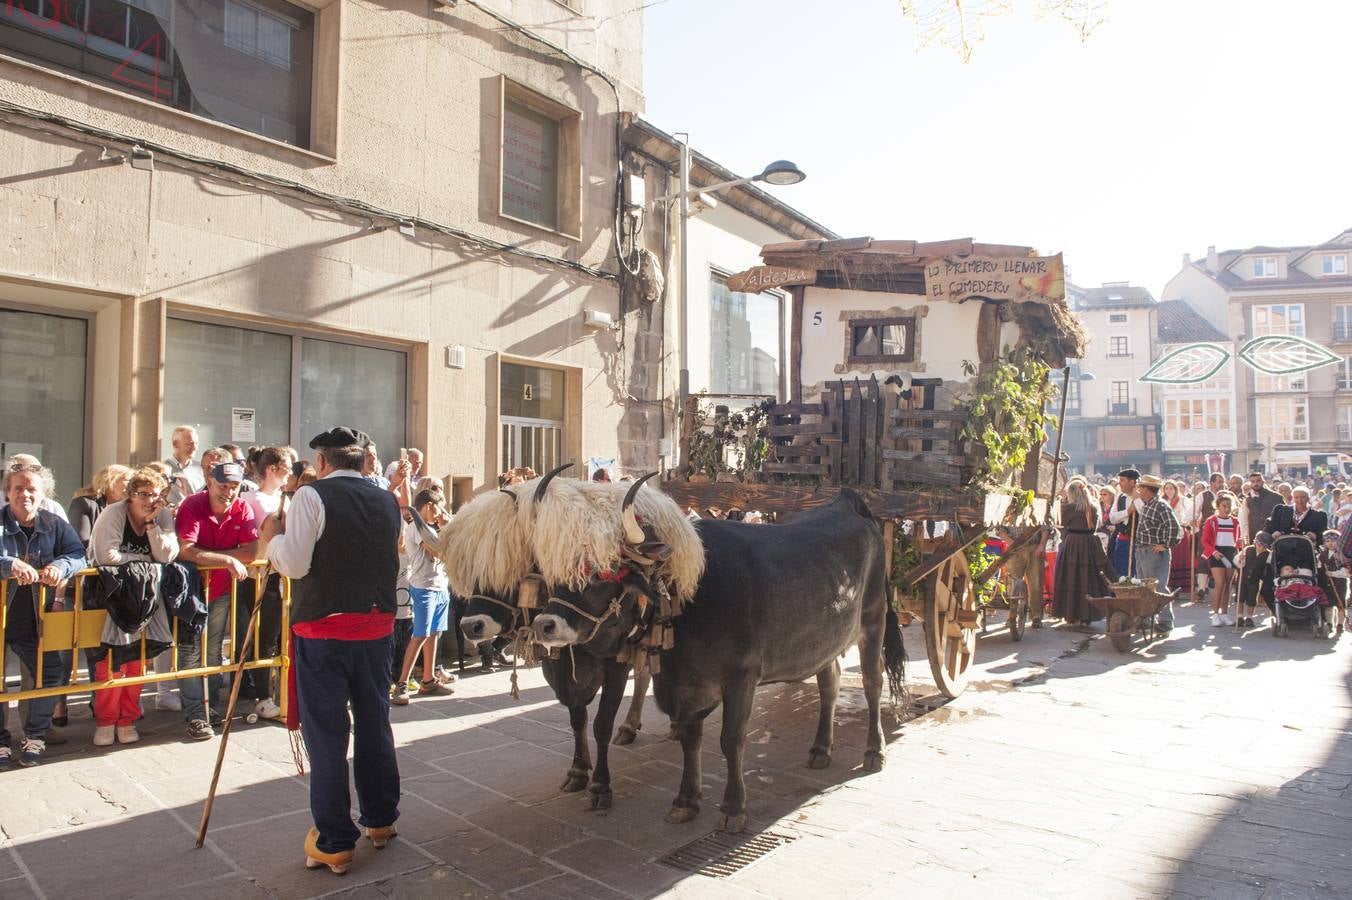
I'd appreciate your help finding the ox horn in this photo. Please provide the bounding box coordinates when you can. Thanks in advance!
[621,471,659,545]
[533,462,574,505]
[499,488,518,505]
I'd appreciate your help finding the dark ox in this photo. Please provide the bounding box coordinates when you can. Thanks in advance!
[531,489,905,833]
[457,467,655,811]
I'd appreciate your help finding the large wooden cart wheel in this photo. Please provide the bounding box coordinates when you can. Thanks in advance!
[1007,580,1028,642]
[924,550,981,698]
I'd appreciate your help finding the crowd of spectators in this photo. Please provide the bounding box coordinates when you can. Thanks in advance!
[1041,467,1351,636]
[0,427,458,768]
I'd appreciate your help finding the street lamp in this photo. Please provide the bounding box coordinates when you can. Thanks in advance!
[652,136,808,469]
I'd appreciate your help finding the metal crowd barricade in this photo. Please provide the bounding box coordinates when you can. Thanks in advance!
[0,562,291,717]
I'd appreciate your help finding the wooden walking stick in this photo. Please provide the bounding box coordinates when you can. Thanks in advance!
[196,577,265,848]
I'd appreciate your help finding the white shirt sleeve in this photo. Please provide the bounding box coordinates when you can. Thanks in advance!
[264,485,325,579]
[1108,496,1131,525]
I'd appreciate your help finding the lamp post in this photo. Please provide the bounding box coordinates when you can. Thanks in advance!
[651,138,807,468]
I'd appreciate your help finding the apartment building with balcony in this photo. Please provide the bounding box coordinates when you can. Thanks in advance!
[1154,299,1237,474]
[1163,230,1352,475]
[1059,282,1163,475]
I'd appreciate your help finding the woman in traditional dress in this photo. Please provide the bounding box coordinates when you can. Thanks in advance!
[1163,480,1193,593]
[1054,480,1118,626]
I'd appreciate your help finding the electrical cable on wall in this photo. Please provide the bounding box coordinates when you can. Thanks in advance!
[0,98,616,281]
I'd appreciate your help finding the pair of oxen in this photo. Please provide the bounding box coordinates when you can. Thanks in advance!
[416,466,906,833]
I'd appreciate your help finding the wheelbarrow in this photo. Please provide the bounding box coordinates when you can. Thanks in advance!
[1089,580,1177,653]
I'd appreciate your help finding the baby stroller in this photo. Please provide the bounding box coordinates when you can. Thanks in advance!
[1261,535,1334,638]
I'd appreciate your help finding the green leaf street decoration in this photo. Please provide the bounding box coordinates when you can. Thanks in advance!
[1237,335,1342,375]
[1139,342,1232,384]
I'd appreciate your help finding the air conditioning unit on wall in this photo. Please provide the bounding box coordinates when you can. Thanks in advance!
[583,309,615,330]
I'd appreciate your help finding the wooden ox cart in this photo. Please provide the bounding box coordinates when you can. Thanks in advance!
[661,236,1086,698]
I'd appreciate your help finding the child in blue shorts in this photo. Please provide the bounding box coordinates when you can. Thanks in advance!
[392,487,453,705]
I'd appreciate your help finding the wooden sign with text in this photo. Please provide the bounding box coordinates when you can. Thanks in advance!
[726,266,817,294]
[923,253,1065,303]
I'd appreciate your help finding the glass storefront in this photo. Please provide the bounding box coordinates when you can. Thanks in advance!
[162,318,292,456]
[0,307,87,502]
[301,337,407,461]
[163,317,407,462]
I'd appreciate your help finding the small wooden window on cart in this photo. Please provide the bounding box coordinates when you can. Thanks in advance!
[846,316,916,365]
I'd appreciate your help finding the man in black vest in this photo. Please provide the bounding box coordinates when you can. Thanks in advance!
[259,426,401,875]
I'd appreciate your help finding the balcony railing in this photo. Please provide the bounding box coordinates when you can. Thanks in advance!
[1339,377,1352,391]
[1335,321,1352,341]
[1340,424,1352,441]
[1108,399,1138,416]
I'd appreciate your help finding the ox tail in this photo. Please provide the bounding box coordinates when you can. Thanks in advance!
[882,605,908,709]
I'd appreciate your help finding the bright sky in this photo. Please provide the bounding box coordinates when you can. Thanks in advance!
[643,0,1352,297]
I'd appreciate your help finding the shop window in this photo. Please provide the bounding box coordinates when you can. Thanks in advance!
[0,0,323,149]
[0,307,87,501]
[847,316,915,365]
[710,273,783,398]
[164,318,408,460]
[163,319,292,457]
[300,338,407,461]
[499,79,581,236]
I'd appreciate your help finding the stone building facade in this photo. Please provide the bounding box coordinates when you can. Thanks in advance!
[0,0,648,502]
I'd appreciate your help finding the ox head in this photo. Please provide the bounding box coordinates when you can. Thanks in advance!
[460,462,572,646]
[458,585,520,645]
[530,473,668,655]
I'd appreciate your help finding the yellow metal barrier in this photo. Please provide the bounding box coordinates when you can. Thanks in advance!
[0,562,291,718]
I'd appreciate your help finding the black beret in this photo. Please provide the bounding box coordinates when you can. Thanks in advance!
[1117,468,1141,480]
[308,426,371,450]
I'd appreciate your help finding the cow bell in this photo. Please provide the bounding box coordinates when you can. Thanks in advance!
[518,573,544,609]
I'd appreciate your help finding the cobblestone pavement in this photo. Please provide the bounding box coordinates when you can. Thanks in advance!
[1,600,1349,899]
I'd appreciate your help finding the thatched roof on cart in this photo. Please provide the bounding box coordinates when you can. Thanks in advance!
[762,236,1088,364]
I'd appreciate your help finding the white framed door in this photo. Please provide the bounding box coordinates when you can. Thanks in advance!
[501,416,564,474]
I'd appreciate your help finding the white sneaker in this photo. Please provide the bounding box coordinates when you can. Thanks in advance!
[1221,614,1234,626]
[255,699,283,720]
[93,725,115,746]
[116,725,140,744]
[1210,613,1221,627]
[156,692,182,712]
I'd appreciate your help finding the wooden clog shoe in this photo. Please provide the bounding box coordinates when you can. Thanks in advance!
[304,826,353,874]
[365,824,397,849]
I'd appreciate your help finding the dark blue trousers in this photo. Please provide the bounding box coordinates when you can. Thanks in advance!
[294,635,401,853]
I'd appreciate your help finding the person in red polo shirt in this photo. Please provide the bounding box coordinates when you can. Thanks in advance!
[259,427,401,875]
[175,461,258,741]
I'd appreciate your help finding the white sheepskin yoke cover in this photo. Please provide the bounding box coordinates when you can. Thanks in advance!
[529,479,705,607]
[438,485,533,599]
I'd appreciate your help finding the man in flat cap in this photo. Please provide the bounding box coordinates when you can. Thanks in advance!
[259,426,402,875]
[1106,468,1140,576]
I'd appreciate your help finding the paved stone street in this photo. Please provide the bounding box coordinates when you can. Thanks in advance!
[1,601,1349,899]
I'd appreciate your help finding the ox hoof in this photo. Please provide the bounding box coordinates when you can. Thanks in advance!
[665,804,700,825]
[718,812,748,834]
[862,750,884,773]
[612,725,638,746]
[561,770,590,793]
[588,785,613,811]
[807,749,832,770]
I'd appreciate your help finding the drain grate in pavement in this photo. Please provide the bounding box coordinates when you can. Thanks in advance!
[657,829,798,878]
